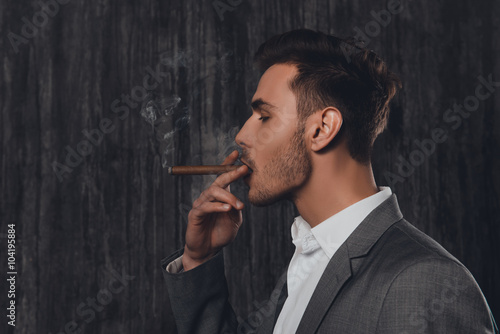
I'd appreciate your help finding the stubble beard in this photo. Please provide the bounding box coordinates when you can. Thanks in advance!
[248,122,312,206]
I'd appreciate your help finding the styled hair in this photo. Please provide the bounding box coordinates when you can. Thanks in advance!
[254,29,401,164]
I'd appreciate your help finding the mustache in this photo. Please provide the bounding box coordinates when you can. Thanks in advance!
[237,150,255,173]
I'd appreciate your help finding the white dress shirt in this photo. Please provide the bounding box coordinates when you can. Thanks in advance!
[273,186,392,334]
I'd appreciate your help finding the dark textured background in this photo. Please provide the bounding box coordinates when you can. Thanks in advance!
[1,0,499,333]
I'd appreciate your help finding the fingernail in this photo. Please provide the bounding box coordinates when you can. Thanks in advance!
[223,204,231,210]
[236,201,243,209]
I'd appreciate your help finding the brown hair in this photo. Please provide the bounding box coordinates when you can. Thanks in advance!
[254,29,401,164]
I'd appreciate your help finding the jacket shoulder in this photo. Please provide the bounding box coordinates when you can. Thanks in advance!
[375,219,463,269]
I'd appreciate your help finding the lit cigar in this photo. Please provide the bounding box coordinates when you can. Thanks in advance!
[168,165,241,175]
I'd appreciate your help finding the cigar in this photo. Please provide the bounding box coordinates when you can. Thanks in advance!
[168,165,241,175]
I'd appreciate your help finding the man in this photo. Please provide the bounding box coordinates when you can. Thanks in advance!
[162,29,498,333]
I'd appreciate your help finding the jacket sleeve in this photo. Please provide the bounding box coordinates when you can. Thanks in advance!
[161,248,239,334]
[375,258,498,333]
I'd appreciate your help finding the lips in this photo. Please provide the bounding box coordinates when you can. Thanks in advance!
[237,158,254,174]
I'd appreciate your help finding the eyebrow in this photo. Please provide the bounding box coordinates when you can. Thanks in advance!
[250,98,277,112]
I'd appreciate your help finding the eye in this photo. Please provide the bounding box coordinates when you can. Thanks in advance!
[258,116,269,122]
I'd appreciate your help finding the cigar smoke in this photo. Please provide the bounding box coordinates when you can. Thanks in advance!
[140,93,189,168]
[140,47,243,174]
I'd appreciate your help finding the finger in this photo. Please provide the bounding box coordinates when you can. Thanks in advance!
[193,155,245,207]
[197,186,244,210]
[219,150,242,191]
[213,164,249,189]
[189,201,234,220]
[221,150,239,166]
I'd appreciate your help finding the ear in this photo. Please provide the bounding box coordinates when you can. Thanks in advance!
[309,107,343,152]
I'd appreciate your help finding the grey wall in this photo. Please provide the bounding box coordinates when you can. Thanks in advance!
[1,0,499,333]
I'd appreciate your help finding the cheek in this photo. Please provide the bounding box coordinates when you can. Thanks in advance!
[254,127,279,149]
[256,120,296,150]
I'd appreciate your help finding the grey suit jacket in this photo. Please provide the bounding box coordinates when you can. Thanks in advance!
[162,194,498,333]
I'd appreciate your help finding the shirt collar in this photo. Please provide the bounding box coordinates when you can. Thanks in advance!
[291,186,393,258]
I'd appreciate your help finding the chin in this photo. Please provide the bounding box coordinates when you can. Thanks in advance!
[247,186,295,207]
[248,195,277,207]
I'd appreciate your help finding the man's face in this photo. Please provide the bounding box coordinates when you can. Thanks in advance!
[235,64,312,206]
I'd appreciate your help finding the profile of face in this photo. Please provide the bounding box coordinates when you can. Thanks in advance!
[235,64,313,206]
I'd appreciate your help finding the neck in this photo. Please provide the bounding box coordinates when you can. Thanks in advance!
[292,152,379,228]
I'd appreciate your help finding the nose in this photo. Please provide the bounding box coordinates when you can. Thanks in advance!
[235,117,252,150]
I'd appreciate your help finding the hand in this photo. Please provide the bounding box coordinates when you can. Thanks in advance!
[182,150,249,271]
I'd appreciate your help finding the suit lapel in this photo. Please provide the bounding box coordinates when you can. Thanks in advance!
[255,270,288,334]
[273,280,288,325]
[296,245,352,333]
[295,194,404,333]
